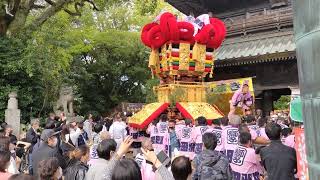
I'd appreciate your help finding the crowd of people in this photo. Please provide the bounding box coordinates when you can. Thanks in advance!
[0,109,300,180]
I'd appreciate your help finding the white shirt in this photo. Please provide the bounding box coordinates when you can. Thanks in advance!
[84,120,93,141]
[194,14,211,29]
[109,121,127,140]
[134,153,145,168]
[70,128,82,147]
[8,156,18,174]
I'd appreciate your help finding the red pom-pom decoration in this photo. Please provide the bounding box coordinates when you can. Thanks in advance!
[147,25,167,49]
[207,18,226,49]
[167,18,180,41]
[195,24,214,44]
[160,12,179,42]
[210,18,226,41]
[177,22,194,42]
[160,12,175,40]
[141,23,158,47]
[141,13,226,49]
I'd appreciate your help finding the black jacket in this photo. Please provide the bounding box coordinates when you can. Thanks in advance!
[64,160,88,180]
[193,149,233,180]
[260,140,297,180]
[32,142,67,178]
[26,128,39,153]
[46,119,65,132]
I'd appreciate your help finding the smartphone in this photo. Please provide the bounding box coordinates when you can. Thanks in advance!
[157,150,171,167]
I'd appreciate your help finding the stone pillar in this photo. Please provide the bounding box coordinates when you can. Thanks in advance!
[293,0,320,178]
[5,92,21,137]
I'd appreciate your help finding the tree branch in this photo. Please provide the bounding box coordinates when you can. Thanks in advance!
[31,4,46,9]
[27,0,71,32]
[84,0,99,11]
[65,0,99,17]
[6,0,37,35]
[44,0,55,6]
[6,0,100,35]
[64,8,81,16]
[11,0,22,15]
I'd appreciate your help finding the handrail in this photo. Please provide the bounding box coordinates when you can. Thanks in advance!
[224,7,293,36]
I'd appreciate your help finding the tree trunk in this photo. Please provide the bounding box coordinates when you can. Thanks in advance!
[0,17,8,36]
[1,0,69,36]
[7,0,37,36]
[0,0,8,36]
[26,0,71,32]
[7,5,30,35]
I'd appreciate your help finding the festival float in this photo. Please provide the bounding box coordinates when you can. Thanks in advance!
[128,12,231,128]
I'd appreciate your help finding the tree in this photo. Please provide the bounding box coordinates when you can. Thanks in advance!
[56,0,178,115]
[274,95,290,110]
[68,30,150,115]
[0,11,80,121]
[0,0,180,121]
[0,36,50,123]
[144,78,159,103]
[0,0,125,36]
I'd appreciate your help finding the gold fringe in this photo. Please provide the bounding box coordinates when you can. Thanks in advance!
[168,43,173,76]
[151,69,154,79]
[192,43,206,72]
[179,43,190,71]
[210,52,216,78]
[148,49,160,74]
[209,69,213,78]
[160,45,168,71]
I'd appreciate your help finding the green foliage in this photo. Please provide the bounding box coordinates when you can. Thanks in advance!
[145,78,159,103]
[0,0,179,121]
[0,37,50,123]
[0,12,77,122]
[135,0,159,15]
[68,30,150,114]
[274,95,290,110]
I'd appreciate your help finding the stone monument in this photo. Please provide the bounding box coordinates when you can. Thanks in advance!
[5,92,21,137]
[54,86,74,117]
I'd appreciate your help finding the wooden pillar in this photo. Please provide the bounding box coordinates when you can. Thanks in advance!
[262,90,273,116]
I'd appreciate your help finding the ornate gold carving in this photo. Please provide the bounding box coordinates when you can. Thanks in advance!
[167,43,174,75]
[150,42,211,79]
[178,102,223,120]
[179,43,190,71]
[155,83,206,103]
[192,43,206,72]
[128,103,165,124]
[160,45,168,71]
[148,49,160,74]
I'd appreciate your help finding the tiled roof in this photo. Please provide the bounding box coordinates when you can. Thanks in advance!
[215,30,296,67]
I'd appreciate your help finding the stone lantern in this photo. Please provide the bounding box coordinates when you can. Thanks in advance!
[5,92,21,137]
